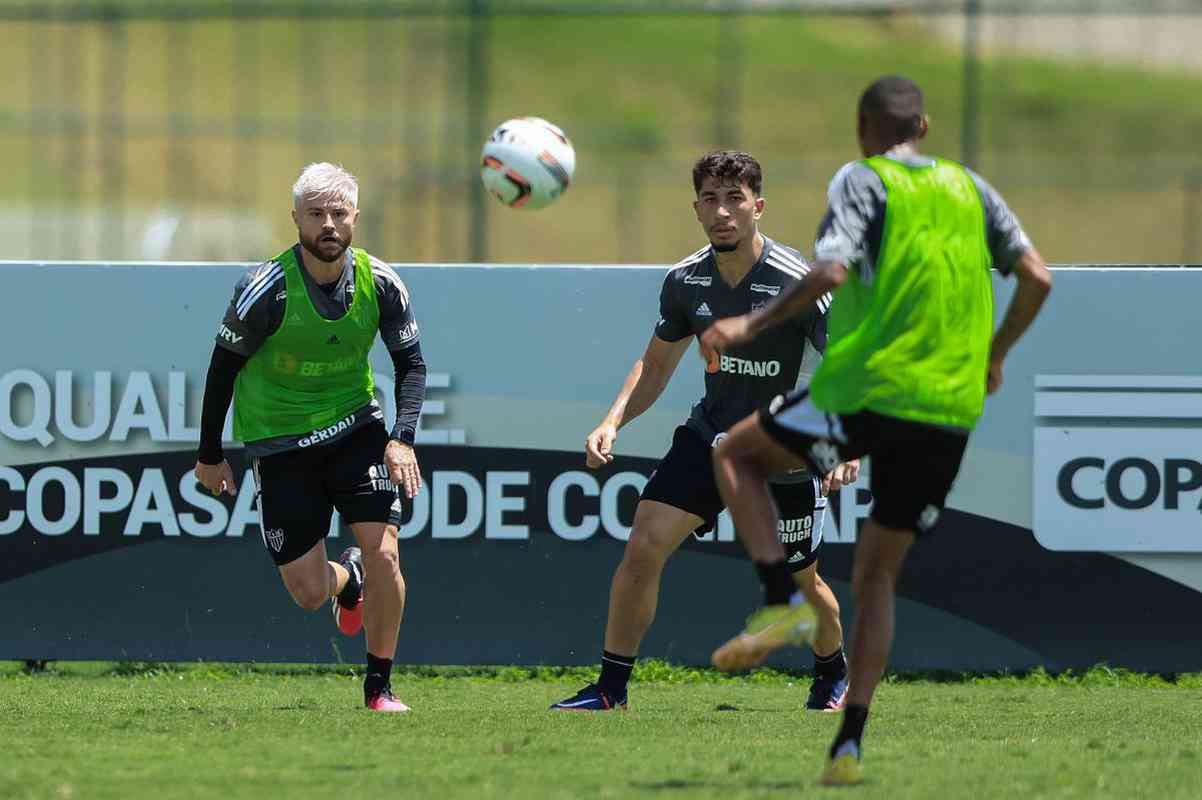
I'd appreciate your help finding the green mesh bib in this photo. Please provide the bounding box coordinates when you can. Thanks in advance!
[810,156,993,429]
[233,247,378,442]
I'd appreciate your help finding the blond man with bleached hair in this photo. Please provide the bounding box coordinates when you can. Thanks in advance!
[195,163,428,712]
[292,162,359,210]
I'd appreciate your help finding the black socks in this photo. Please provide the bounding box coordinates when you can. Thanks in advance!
[831,704,869,759]
[598,650,635,697]
[336,560,362,609]
[814,648,848,680]
[365,652,393,699]
[755,559,799,606]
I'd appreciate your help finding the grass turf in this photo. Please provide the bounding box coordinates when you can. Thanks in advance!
[2,661,1200,799]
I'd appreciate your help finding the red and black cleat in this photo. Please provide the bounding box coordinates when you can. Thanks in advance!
[332,546,364,636]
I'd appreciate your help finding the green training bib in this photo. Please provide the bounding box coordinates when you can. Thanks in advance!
[233,247,378,443]
[810,156,993,429]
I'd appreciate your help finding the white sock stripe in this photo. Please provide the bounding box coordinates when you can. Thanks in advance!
[602,655,635,666]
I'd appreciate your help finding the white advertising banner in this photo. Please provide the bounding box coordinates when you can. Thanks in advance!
[1,262,1201,671]
[1033,375,1202,553]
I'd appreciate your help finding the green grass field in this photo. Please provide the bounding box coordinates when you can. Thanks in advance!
[3,661,1201,799]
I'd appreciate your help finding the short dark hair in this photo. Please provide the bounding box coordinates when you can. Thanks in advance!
[692,150,763,197]
[859,75,925,142]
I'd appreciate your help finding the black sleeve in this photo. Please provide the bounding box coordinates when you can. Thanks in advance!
[389,341,427,446]
[215,262,285,358]
[197,345,248,465]
[654,271,692,342]
[373,259,421,352]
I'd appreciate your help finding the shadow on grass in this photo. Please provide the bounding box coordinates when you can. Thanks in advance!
[630,779,807,791]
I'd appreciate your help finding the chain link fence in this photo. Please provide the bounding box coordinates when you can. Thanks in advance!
[1,0,1200,264]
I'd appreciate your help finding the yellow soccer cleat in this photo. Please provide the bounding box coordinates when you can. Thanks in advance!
[819,742,863,786]
[711,602,818,672]
[819,753,863,786]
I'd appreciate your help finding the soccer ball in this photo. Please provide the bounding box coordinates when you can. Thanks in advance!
[480,117,575,210]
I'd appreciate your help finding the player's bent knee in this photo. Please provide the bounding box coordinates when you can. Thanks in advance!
[364,546,401,576]
[622,528,673,568]
[288,581,329,611]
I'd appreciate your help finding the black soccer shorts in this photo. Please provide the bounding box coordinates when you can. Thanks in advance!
[640,425,827,571]
[250,420,403,565]
[760,390,969,536]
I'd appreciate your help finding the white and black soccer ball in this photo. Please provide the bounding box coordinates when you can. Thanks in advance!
[480,117,575,210]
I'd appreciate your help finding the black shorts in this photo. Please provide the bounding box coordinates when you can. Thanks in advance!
[250,421,402,566]
[640,426,826,572]
[760,390,969,535]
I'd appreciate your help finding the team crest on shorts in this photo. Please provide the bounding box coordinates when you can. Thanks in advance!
[809,440,840,473]
[265,527,285,552]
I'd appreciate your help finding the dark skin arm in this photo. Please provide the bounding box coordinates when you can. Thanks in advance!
[699,260,848,363]
[987,247,1052,394]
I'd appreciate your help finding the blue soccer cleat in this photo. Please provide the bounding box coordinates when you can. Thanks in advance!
[549,683,628,711]
[806,674,849,712]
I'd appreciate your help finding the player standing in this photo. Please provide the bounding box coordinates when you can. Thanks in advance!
[551,151,858,713]
[194,163,427,712]
[700,77,1052,783]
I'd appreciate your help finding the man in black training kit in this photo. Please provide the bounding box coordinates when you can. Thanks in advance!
[194,162,427,712]
[701,77,1052,784]
[551,151,860,712]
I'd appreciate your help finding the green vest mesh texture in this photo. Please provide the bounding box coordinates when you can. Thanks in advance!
[809,156,993,430]
[233,247,378,443]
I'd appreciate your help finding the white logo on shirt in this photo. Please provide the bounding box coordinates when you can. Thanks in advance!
[397,320,419,344]
[684,275,712,286]
[750,284,780,295]
[718,355,781,377]
[696,302,712,317]
[217,324,243,344]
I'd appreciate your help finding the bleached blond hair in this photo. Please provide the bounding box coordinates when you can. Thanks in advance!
[292,162,359,209]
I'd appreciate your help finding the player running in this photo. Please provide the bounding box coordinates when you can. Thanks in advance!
[551,151,858,713]
[194,162,427,712]
[700,77,1052,784]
